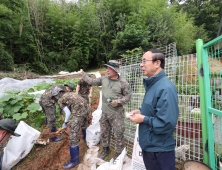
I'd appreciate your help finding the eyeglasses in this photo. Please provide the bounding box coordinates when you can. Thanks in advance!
[140,59,155,64]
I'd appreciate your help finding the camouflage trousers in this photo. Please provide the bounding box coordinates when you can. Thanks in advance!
[69,106,91,146]
[39,101,56,129]
[100,109,125,153]
[79,94,89,103]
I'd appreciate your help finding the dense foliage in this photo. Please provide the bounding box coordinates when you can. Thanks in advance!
[0,0,220,73]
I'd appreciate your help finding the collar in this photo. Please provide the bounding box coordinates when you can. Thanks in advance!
[109,74,120,81]
[143,70,165,91]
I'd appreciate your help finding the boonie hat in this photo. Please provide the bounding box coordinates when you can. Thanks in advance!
[104,60,120,73]
[0,119,21,136]
[64,84,74,92]
[52,88,65,96]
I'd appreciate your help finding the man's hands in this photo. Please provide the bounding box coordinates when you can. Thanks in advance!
[129,110,145,124]
[108,100,118,107]
[77,69,85,75]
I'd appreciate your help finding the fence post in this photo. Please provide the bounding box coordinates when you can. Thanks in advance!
[196,39,209,165]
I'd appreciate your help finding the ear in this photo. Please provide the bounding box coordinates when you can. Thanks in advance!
[156,60,161,68]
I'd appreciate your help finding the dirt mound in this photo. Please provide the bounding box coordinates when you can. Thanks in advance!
[38,129,60,140]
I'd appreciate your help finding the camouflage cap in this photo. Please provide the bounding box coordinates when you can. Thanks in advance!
[104,60,120,73]
[64,84,74,92]
[52,88,65,96]
[0,118,21,136]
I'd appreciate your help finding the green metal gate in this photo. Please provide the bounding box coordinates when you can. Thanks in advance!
[201,35,222,169]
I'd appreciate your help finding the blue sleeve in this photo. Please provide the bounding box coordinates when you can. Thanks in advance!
[143,88,179,134]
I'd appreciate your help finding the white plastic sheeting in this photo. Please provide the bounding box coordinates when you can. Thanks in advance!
[2,121,41,170]
[0,77,54,98]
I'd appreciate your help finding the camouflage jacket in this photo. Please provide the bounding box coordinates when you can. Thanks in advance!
[39,84,67,106]
[77,78,92,95]
[81,73,132,114]
[58,92,88,115]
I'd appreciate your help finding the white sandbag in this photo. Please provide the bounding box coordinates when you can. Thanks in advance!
[108,148,126,170]
[86,121,101,148]
[77,146,105,170]
[131,124,146,170]
[2,121,41,170]
[97,159,114,170]
[86,109,102,148]
[92,109,102,125]
[97,91,102,110]
[122,156,132,170]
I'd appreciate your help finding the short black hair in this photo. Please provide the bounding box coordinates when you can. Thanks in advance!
[147,49,165,69]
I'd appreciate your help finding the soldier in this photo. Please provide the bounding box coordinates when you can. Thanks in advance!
[52,89,90,169]
[39,84,74,142]
[0,118,21,168]
[77,60,132,160]
[76,74,93,103]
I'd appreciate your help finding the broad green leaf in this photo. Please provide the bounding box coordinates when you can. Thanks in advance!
[1,95,12,102]
[13,113,22,120]
[5,90,21,95]
[9,96,23,105]
[4,104,22,116]
[21,112,28,119]
[0,108,4,113]
[27,88,35,92]
[27,103,40,113]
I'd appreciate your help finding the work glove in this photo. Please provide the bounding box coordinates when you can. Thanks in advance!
[88,94,92,98]
[108,100,118,107]
[62,122,68,129]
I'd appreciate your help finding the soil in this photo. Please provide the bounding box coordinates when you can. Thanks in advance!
[38,129,61,139]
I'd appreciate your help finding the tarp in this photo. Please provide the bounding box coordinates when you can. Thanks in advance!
[0,77,54,98]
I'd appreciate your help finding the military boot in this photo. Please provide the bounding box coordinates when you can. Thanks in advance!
[50,126,62,142]
[98,147,110,159]
[63,145,80,169]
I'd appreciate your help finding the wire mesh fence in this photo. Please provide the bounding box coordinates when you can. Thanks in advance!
[202,37,222,169]
[109,43,203,164]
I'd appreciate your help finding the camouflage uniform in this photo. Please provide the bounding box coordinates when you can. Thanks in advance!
[39,84,67,128]
[81,73,132,153]
[77,78,92,103]
[0,112,4,158]
[57,92,91,146]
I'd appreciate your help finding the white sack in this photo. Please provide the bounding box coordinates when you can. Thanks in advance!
[122,156,132,170]
[2,121,41,170]
[97,91,102,110]
[131,124,146,170]
[96,159,114,170]
[108,148,126,170]
[91,110,102,125]
[86,121,101,148]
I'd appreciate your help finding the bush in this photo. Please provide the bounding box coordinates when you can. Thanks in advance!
[0,41,14,70]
